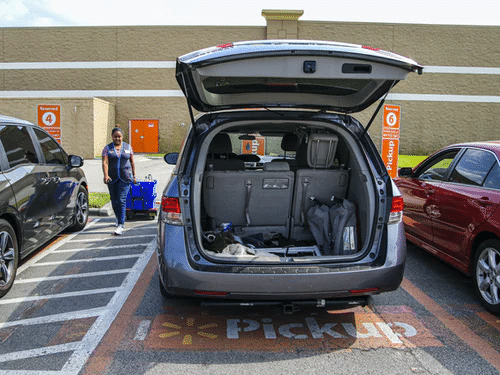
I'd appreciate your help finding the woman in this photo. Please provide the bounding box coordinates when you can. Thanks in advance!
[102,127,137,235]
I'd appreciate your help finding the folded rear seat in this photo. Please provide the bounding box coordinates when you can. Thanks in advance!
[203,161,294,234]
[291,133,349,238]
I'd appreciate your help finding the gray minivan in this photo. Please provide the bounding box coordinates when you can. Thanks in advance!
[158,40,422,311]
[0,115,88,298]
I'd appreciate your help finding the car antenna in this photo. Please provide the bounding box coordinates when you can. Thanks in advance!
[362,80,397,136]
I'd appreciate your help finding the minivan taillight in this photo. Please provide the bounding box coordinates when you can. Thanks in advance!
[161,197,183,225]
[388,196,404,225]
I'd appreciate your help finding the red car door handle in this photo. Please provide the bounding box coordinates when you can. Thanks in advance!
[426,189,435,195]
[478,197,492,206]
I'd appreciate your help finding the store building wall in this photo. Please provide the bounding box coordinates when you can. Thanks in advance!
[0,98,114,159]
[0,14,499,156]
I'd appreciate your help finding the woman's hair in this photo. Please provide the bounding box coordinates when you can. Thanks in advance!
[111,127,123,135]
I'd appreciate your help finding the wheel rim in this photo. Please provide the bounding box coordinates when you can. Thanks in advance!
[0,231,16,288]
[476,246,500,305]
[75,191,88,225]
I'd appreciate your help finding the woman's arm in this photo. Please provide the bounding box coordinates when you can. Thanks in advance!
[102,154,111,184]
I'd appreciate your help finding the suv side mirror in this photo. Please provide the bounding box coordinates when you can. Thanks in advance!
[398,167,413,177]
[164,153,179,165]
[68,155,84,169]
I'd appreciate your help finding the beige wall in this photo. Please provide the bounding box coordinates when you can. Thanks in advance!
[1,19,499,156]
[0,98,114,159]
[93,98,116,157]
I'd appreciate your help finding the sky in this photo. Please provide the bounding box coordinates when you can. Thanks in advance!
[0,0,499,28]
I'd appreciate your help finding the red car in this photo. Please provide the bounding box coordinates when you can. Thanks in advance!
[396,142,500,315]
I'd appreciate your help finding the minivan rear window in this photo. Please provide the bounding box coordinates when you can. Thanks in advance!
[203,77,371,96]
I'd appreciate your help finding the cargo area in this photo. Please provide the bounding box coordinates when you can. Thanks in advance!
[194,120,376,262]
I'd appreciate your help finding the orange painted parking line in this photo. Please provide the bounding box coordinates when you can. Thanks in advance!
[401,278,500,372]
[82,251,157,375]
[477,311,500,332]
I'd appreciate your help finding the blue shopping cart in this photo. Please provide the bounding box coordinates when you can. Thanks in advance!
[126,178,158,220]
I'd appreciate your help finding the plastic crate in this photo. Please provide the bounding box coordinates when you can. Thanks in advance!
[126,180,157,211]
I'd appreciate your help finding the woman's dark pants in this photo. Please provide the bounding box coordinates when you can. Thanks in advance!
[107,180,131,225]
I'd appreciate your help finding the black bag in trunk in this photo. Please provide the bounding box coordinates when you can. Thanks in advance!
[306,196,358,255]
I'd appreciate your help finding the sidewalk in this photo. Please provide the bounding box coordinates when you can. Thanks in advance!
[89,201,113,217]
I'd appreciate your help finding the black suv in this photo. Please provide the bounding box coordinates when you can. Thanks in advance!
[0,115,89,298]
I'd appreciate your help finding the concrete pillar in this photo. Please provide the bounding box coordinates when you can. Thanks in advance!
[262,10,304,39]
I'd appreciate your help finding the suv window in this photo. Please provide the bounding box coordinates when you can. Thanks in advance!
[33,128,68,165]
[0,125,39,168]
[449,148,496,186]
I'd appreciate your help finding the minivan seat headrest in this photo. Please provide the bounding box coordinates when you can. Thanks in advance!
[208,133,232,154]
[281,133,299,152]
[307,133,338,168]
[264,161,290,171]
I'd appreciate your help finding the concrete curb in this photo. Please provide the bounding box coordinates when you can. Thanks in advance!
[89,201,113,217]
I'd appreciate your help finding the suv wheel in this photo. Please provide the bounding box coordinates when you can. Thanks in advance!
[473,239,500,315]
[0,219,18,298]
[68,185,88,232]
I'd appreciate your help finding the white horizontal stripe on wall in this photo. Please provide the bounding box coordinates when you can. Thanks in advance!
[0,61,176,70]
[0,62,499,74]
[423,66,500,74]
[0,90,185,98]
[386,94,500,103]
[0,90,499,103]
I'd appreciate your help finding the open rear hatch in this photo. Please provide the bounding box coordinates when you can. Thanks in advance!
[176,39,422,114]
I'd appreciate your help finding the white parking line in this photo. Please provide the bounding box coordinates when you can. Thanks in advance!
[0,287,121,305]
[69,234,155,243]
[53,244,147,253]
[0,308,106,329]
[61,243,155,373]
[133,319,152,341]
[0,342,81,364]
[30,254,140,266]
[1,218,156,374]
[15,269,133,284]
[17,219,102,276]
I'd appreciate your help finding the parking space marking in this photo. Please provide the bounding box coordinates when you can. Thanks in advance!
[401,278,500,371]
[16,219,101,275]
[15,269,133,284]
[0,308,105,329]
[30,254,141,266]
[144,306,441,351]
[0,287,121,305]
[53,244,148,253]
[133,320,152,341]
[0,217,157,374]
[70,234,155,243]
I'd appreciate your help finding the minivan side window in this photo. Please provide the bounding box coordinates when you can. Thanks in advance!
[0,125,39,168]
[33,128,68,165]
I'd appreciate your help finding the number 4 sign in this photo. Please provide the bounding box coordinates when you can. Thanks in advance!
[38,105,60,128]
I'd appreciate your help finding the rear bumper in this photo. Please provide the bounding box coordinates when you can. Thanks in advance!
[157,223,406,300]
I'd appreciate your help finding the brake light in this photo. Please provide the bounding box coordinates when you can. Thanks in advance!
[362,45,380,51]
[349,287,379,294]
[388,196,404,224]
[217,43,233,49]
[161,197,183,225]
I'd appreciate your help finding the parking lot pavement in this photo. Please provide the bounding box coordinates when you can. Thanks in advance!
[0,217,157,374]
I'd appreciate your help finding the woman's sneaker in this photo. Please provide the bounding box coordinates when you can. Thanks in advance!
[114,225,124,235]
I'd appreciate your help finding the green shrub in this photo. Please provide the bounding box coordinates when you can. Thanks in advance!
[89,192,110,208]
